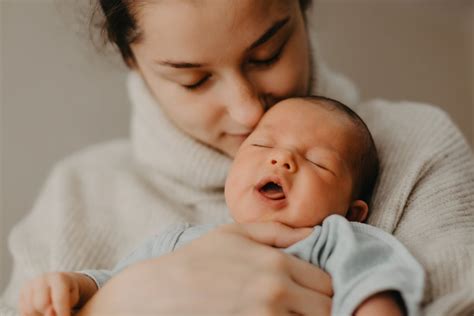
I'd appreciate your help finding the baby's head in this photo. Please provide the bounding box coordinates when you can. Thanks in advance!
[225,96,379,228]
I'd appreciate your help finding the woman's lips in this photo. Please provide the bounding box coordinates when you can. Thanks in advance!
[227,132,251,138]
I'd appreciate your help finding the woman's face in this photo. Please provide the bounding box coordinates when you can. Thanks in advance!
[131,0,311,157]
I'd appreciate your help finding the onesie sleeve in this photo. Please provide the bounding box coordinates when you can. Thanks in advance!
[284,215,424,316]
[78,223,191,289]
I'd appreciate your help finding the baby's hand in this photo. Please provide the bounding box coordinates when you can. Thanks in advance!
[19,272,80,316]
[355,290,405,316]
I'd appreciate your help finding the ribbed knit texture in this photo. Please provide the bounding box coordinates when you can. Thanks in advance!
[1,52,473,316]
[357,100,474,315]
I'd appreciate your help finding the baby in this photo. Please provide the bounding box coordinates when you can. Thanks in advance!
[19,96,424,316]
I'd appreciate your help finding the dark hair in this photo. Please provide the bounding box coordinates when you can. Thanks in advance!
[93,0,313,67]
[300,96,380,204]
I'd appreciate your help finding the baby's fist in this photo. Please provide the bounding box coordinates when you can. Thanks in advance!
[19,272,80,316]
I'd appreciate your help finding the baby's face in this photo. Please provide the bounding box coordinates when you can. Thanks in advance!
[225,98,361,228]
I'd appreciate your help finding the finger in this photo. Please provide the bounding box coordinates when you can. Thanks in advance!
[18,287,30,316]
[286,282,332,316]
[69,281,80,309]
[45,305,56,316]
[23,285,36,316]
[32,280,51,314]
[287,255,333,297]
[23,285,42,316]
[25,288,43,316]
[221,222,313,248]
[50,277,72,316]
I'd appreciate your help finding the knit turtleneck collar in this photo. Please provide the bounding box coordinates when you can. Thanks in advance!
[129,72,232,191]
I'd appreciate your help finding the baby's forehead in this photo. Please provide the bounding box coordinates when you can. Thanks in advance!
[262,98,358,132]
[269,97,344,117]
[258,98,364,155]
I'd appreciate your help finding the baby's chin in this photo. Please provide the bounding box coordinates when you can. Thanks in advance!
[231,211,274,225]
[232,215,312,228]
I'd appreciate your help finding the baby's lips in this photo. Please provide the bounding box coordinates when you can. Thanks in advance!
[259,182,285,200]
[255,174,289,199]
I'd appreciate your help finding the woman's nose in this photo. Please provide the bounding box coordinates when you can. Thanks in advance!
[269,149,297,173]
[225,75,265,129]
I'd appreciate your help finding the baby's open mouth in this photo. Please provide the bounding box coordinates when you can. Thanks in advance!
[258,181,286,200]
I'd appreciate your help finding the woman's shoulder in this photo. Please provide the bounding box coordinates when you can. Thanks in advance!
[45,139,142,184]
[357,98,453,130]
[359,99,473,232]
[55,139,133,171]
[40,139,140,204]
[356,99,469,153]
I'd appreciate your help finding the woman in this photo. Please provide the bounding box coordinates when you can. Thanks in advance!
[2,1,473,315]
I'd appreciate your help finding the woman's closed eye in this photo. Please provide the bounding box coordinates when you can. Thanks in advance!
[248,44,284,67]
[181,38,287,90]
[182,74,211,90]
[183,50,284,90]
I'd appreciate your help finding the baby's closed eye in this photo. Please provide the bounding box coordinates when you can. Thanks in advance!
[305,158,329,170]
[304,155,336,175]
[251,143,272,148]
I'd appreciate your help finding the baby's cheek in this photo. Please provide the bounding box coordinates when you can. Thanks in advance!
[288,207,324,228]
[230,200,254,224]
[225,176,246,217]
[228,189,266,224]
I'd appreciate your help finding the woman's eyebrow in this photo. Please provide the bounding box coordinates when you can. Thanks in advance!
[155,16,290,69]
[248,16,290,51]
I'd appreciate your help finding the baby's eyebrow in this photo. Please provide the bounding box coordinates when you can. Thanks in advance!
[306,147,345,167]
[251,126,274,138]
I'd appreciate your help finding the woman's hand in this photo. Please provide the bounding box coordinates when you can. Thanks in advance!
[77,222,333,316]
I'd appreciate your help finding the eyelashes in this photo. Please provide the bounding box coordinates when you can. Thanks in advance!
[182,74,211,90]
[248,45,284,67]
[182,44,286,91]
[305,158,329,171]
[251,144,330,172]
[251,144,272,148]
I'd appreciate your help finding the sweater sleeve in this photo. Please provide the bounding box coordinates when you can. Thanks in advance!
[79,223,191,289]
[0,164,69,316]
[358,101,474,316]
[0,155,131,316]
[394,124,474,316]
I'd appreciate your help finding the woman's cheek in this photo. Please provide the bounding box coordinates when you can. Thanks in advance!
[267,45,310,98]
[277,64,308,97]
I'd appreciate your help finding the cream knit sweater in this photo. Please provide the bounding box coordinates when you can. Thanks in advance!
[1,57,473,316]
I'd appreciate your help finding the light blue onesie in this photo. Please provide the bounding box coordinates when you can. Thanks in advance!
[80,215,424,316]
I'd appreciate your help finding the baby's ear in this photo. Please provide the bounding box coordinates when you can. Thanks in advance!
[346,200,368,222]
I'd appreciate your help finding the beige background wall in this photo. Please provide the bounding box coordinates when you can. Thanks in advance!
[1,0,473,292]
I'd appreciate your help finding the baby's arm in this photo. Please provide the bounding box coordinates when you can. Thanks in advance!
[285,216,424,315]
[355,290,406,316]
[19,272,97,316]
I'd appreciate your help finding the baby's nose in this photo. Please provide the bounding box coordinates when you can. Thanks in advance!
[269,150,297,173]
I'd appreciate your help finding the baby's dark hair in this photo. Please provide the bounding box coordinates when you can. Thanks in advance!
[299,96,379,204]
